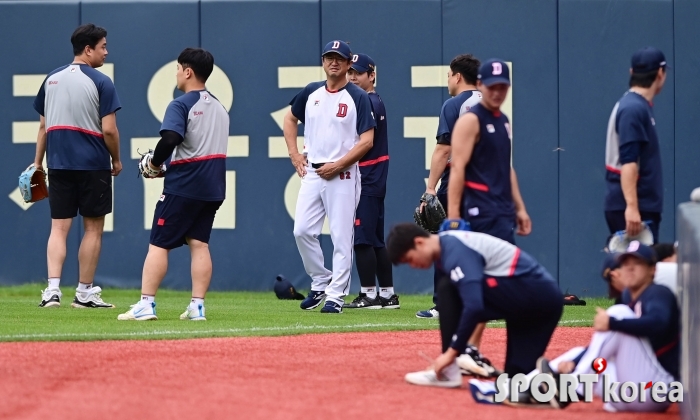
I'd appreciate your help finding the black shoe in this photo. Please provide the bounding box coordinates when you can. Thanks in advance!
[379,294,400,309]
[39,288,61,308]
[537,357,569,409]
[457,345,502,378]
[343,294,382,309]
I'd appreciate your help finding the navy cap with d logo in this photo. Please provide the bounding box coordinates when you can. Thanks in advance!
[322,40,352,59]
[478,59,510,87]
[351,53,375,73]
[631,47,668,74]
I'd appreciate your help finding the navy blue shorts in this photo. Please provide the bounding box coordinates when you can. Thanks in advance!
[468,215,516,245]
[354,195,385,247]
[150,194,223,250]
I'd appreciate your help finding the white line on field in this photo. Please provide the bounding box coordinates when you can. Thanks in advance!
[0,319,590,341]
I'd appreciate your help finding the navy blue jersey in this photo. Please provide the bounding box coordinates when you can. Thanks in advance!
[604,91,663,212]
[610,283,680,380]
[435,90,482,196]
[358,92,389,197]
[436,231,557,351]
[34,64,121,170]
[461,103,515,218]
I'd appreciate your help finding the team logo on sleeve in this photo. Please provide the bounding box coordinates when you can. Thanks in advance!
[336,103,348,118]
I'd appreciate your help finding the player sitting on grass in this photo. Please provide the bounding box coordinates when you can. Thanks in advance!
[386,223,563,388]
[470,241,679,412]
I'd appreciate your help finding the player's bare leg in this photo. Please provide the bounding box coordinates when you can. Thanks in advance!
[141,245,169,295]
[468,323,486,348]
[188,238,211,299]
[40,218,72,307]
[71,216,113,308]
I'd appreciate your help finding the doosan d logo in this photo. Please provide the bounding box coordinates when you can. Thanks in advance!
[494,358,683,405]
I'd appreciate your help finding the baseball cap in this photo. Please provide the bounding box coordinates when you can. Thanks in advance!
[351,53,375,73]
[274,275,305,300]
[322,40,352,60]
[477,59,510,87]
[601,252,621,282]
[616,240,657,266]
[631,47,668,74]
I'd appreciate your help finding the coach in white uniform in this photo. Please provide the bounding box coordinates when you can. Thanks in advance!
[283,40,376,313]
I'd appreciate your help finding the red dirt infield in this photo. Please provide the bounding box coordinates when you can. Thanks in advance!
[0,327,680,420]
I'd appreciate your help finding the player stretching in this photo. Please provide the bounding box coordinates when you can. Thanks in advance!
[118,48,229,321]
[387,223,563,388]
[344,53,398,310]
[284,41,375,313]
[34,24,122,309]
[472,242,679,412]
[416,54,481,320]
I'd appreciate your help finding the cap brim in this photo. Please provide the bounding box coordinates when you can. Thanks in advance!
[616,252,653,265]
[351,64,370,73]
[322,51,350,59]
[482,77,511,87]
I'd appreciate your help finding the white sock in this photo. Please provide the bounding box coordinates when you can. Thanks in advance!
[190,297,204,308]
[379,287,394,298]
[77,282,93,292]
[361,287,377,299]
[140,294,155,304]
[48,278,60,290]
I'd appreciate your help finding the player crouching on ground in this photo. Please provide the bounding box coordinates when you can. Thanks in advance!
[481,241,679,411]
[386,223,563,388]
[118,48,229,321]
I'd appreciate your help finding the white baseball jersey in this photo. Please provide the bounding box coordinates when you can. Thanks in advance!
[289,81,375,305]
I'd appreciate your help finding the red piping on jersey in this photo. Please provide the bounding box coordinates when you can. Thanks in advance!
[359,155,389,166]
[655,338,678,357]
[326,87,340,93]
[47,125,103,138]
[508,248,521,276]
[464,181,489,192]
[606,165,621,174]
[169,154,227,165]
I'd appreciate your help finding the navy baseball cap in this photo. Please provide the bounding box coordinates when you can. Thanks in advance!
[274,275,304,300]
[351,53,375,73]
[601,252,621,282]
[631,47,668,74]
[322,40,352,60]
[617,241,657,266]
[477,59,510,86]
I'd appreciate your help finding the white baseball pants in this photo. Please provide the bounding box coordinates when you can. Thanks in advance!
[293,164,360,305]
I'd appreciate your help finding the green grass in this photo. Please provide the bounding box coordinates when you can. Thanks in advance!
[0,284,613,342]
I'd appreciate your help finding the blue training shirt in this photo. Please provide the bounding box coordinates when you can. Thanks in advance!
[435,90,482,196]
[358,91,389,197]
[604,91,663,213]
[33,64,121,170]
[161,90,230,201]
[610,283,680,380]
[436,231,556,352]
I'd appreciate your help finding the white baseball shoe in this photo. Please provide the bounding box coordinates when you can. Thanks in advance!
[39,287,62,308]
[71,286,114,308]
[180,304,206,321]
[117,301,158,321]
[404,361,462,388]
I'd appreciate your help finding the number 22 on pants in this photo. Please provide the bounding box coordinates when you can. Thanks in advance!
[339,171,351,180]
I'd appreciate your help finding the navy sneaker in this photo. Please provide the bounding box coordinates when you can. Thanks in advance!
[416,306,439,319]
[300,290,326,310]
[320,301,343,313]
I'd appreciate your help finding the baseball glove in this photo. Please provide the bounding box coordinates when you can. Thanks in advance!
[414,193,446,233]
[137,149,166,179]
[18,164,48,203]
[606,222,654,253]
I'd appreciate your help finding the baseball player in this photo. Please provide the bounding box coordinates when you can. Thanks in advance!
[34,23,122,309]
[118,48,229,321]
[344,53,398,309]
[387,223,563,388]
[508,242,677,412]
[604,47,668,243]
[417,54,482,320]
[284,41,376,314]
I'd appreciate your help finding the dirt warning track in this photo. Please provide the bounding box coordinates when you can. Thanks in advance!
[0,327,679,419]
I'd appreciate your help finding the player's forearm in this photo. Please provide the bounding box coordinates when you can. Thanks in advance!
[103,131,121,162]
[621,163,639,209]
[451,309,480,354]
[609,314,667,337]
[34,120,46,165]
[427,145,450,192]
[283,112,301,155]
[510,168,526,212]
[446,164,464,219]
[335,131,373,168]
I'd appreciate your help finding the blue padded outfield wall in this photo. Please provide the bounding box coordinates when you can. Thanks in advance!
[0,0,698,296]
